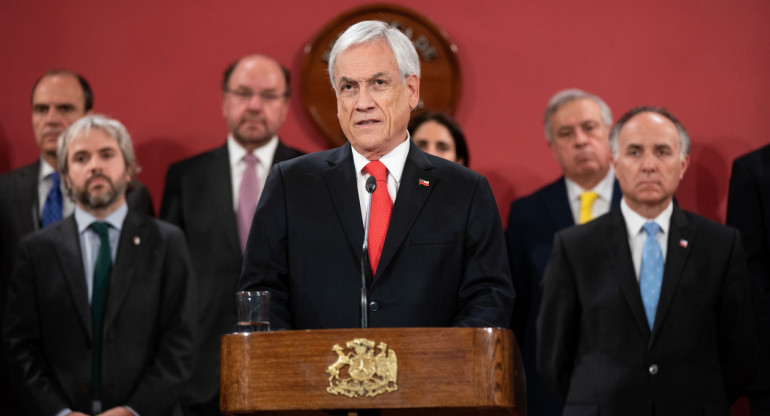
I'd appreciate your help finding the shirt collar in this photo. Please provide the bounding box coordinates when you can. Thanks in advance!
[620,198,673,237]
[227,134,279,167]
[351,133,411,183]
[74,201,128,234]
[38,156,57,180]
[565,165,615,203]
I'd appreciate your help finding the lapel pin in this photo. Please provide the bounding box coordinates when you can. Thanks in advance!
[418,178,430,187]
[133,236,141,246]
[679,239,688,248]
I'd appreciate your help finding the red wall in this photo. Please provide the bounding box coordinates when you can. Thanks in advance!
[1,1,767,412]
[2,1,769,224]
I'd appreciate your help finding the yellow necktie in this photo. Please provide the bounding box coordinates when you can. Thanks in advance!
[579,191,599,224]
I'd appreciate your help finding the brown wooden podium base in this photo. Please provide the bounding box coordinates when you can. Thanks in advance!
[220,328,525,416]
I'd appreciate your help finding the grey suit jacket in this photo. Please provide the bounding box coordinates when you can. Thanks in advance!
[537,207,758,416]
[159,140,303,402]
[3,211,196,416]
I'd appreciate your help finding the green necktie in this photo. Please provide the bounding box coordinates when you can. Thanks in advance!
[90,221,112,399]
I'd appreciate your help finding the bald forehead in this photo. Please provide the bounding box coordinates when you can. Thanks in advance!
[228,55,287,89]
[622,111,678,135]
[32,74,85,106]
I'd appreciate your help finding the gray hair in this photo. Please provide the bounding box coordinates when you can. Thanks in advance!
[609,106,691,160]
[543,89,613,143]
[57,114,138,175]
[328,20,421,91]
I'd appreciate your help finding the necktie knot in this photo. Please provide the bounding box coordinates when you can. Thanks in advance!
[364,160,388,183]
[642,221,660,237]
[50,172,60,187]
[90,221,110,241]
[243,153,258,166]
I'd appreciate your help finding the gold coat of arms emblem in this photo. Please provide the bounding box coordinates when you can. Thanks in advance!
[326,338,398,398]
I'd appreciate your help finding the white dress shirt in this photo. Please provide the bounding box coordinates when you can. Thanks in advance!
[352,134,411,224]
[228,134,279,211]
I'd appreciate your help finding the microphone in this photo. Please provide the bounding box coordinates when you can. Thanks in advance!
[361,176,376,328]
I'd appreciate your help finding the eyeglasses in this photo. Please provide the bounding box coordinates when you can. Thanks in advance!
[225,89,289,103]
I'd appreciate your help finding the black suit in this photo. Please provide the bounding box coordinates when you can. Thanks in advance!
[505,177,621,416]
[238,141,514,330]
[537,207,757,416]
[0,160,154,414]
[727,144,770,409]
[2,211,196,416]
[159,140,303,409]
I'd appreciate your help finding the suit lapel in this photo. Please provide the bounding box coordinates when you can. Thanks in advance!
[54,217,92,339]
[103,211,148,331]
[209,145,241,257]
[649,207,693,345]
[604,209,652,339]
[542,178,574,231]
[374,143,434,281]
[322,143,366,260]
[16,161,42,231]
[611,179,622,206]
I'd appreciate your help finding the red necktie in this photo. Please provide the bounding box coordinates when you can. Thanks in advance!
[364,160,392,275]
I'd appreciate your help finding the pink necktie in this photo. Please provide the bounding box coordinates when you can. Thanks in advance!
[237,154,259,252]
[364,160,392,275]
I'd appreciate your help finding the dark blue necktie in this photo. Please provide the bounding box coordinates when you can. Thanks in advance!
[90,221,112,399]
[640,222,663,330]
[41,172,63,227]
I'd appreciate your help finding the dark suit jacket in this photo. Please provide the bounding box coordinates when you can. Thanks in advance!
[159,140,303,402]
[0,160,154,413]
[2,211,196,416]
[505,177,621,415]
[537,207,758,416]
[238,141,514,330]
[727,144,770,392]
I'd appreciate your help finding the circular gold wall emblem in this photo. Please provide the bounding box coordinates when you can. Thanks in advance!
[301,4,462,147]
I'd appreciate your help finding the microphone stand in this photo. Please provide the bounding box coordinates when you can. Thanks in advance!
[361,176,376,328]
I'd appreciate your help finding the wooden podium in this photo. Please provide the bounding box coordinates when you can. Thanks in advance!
[220,327,526,415]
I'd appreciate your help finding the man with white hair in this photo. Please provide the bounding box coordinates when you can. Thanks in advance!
[537,106,757,415]
[504,89,620,415]
[3,115,196,416]
[238,20,513,329]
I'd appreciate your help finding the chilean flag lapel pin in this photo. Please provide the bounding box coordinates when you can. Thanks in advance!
[418,178,430,187]
[679,239,688,248]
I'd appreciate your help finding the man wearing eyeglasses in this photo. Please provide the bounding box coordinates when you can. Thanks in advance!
[160,54,303,416]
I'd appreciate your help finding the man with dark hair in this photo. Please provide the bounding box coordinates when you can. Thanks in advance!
[727,144,770,415]
[3,114,196,416]
[504,88,619,415]
[160,54,303,416]
[0,70,154,413]
[538,106,757,415]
